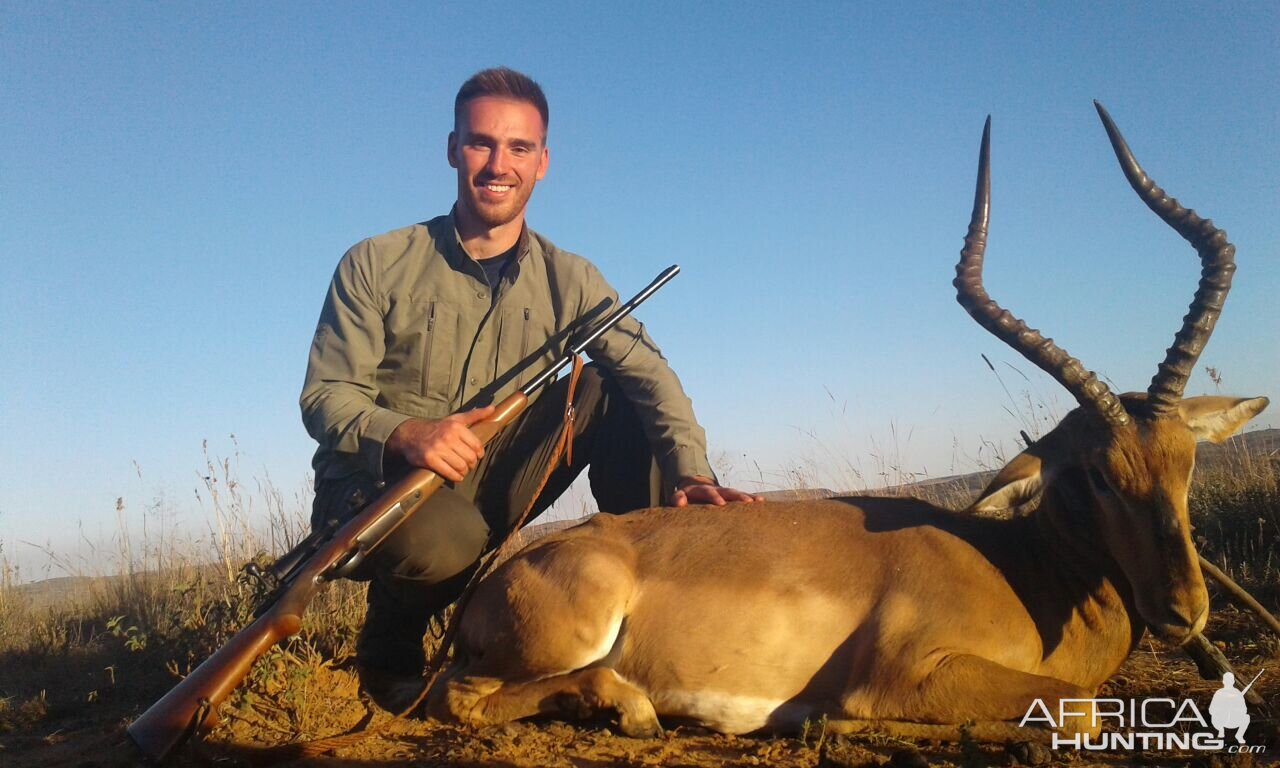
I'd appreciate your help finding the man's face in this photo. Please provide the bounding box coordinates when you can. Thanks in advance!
[448,96,549,232]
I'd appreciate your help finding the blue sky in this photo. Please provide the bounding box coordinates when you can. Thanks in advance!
[2,2,1277,578]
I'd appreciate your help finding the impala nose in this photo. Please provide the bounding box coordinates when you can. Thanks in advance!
[1152,603,1208,645]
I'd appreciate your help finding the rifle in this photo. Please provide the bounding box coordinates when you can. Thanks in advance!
[127,265,681,762]
[1239,668,1265,696]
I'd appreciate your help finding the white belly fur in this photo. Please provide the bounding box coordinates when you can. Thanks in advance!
[650,689,814,734]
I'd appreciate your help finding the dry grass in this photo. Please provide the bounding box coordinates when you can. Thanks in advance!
[1190,444,1280,612]
[0,447,367,749]
[1,432,1277,764]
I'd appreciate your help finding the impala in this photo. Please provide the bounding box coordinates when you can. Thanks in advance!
[426,104,1268,740]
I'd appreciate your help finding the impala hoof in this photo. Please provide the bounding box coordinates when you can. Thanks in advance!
[619,714,664,739]
[615,688,662,738]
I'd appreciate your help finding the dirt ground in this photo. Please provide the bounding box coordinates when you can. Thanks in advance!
[3,607,1276,768]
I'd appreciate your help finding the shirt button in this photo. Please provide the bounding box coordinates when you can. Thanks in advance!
[477,291,487,300]
[469,377,478,385]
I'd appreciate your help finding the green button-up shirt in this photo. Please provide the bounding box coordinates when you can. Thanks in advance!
[300,213,714,491]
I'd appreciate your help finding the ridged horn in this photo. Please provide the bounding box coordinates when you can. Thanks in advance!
[954,117,1131,426]
[1094,101,1236,415]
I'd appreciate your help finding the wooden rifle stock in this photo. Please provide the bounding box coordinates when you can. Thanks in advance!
[126,265,679,762]
[127,392,528,761]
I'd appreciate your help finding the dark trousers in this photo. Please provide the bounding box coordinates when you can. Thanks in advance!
[311,365,661,666]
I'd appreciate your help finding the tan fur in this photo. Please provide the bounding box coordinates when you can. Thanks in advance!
[426,396,1267,737]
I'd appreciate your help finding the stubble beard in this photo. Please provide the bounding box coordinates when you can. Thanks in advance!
[462,177,536,230]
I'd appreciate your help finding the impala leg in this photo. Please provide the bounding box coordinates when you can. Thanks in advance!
[436,667,662,737]
[856,654,1101,739]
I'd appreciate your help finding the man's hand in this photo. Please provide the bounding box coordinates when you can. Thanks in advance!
[386,406,496,482]
[670,476,765,507]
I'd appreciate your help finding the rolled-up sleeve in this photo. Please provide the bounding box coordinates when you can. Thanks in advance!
[300,241,411,480]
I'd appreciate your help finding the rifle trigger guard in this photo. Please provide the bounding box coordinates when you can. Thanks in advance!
[327,550,364,580]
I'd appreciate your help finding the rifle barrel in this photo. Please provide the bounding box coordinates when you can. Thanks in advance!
[1240,668,1265,695]
[521,265,679,395]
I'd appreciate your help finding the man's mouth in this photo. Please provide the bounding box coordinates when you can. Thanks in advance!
[482,183,513,193]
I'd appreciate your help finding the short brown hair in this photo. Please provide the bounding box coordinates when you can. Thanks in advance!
[454,67,549,137]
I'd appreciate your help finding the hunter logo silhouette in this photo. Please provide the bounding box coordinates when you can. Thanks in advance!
[1210,670,1263,745]
[1021,667,1269,754]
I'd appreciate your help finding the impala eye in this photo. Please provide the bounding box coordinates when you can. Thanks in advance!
[1088,467,1113,495]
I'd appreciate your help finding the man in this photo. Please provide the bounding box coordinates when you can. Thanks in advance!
[1209,672,1252,744]
[301,67,761,710]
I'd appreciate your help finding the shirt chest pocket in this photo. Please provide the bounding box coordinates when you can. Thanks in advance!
[384,299,458,403]
[496,306,557,388]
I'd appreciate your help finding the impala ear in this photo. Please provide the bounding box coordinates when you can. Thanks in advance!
[972,449,1058,513]
[1180,396,1270,444]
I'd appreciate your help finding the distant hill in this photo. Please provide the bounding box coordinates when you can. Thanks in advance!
[867,426,1280,506]
[526,426,1280,526]
[16,429,1277,603]
[350,424,1280,552]
[12,575,102,611]
[1195,426,1280,467]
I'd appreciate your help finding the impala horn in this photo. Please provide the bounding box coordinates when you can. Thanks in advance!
[954,116,1131,426]
[1094,101,1236,416]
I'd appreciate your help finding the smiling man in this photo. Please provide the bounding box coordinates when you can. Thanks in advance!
[300,67,761,710]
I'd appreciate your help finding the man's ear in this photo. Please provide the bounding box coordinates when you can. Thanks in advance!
[447,131,459,169]
[536,145,549,181]
[971,449,1055,514]
[1179,396,1270,444]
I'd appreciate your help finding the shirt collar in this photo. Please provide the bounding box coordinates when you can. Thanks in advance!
[443,205,534,282]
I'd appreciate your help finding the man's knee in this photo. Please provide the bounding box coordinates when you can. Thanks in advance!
[369,487,491,584]
[314,475,490,586]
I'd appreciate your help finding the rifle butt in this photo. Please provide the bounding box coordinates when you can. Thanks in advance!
[127,609,302,762]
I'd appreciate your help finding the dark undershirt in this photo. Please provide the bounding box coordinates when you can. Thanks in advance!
[478,244,518,303]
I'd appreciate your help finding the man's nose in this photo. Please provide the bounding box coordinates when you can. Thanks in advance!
[485,148,510,175]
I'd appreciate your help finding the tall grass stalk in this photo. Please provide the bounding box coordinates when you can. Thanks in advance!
[1,419,1276,747]
[0,446,365,742]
